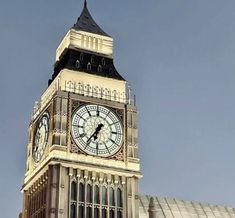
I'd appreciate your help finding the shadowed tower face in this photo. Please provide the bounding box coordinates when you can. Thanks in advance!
[20,2,141,218]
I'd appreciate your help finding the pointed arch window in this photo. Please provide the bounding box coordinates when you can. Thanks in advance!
[87,62,91,71]
[98,65,102,72]
[94,185,100,204]
[75,60,80,69]
[109,187,115,206]
[71,181,77,201]
[87,184,92,203]
[102,186,107,205]
[117,188,122,207]
[79,183,85,202]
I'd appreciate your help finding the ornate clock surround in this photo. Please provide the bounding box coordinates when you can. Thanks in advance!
[70,99,125,161]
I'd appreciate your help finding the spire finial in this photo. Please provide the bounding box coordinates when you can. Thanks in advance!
[84,0,87,7]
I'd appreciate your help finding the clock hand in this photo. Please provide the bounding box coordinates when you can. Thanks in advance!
[87,124,104,143]
[87,131,96,143]
[93,124,104,141]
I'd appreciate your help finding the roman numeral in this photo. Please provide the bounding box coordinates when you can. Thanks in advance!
[85,106,92,117]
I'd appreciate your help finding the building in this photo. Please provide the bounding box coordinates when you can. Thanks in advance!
[19,1,235,218]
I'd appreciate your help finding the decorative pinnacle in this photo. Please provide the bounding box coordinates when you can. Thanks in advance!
[84,0,87,7]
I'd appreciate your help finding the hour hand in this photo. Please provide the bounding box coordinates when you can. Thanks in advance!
[87,124,104,143]
[93,124,104,140]
[87,132,95,143]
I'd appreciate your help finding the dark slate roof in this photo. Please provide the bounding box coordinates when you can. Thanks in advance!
[49,48,125,85]
[73,0,110,37]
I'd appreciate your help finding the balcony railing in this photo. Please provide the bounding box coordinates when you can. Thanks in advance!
[31,80,136,120]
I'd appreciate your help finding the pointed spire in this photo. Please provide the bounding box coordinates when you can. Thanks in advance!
[73,1,110,37]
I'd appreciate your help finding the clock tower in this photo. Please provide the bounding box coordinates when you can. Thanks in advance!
[20,2,141,218]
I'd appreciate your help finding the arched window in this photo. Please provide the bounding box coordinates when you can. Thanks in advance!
[109,187,115,206]
[102,208,107,218]
[98,65,102,72]
[117,188,122,207]
[87,62,91,71]
[71,181,77,201]
[102,186,107,205]
[78,206,84,218]
[87,184,92,203]
[75,60,80,69]
[79,183,85,202]
[94,208,99,218]
[94,185,100,204]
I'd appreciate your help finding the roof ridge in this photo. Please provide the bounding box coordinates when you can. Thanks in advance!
[138,194,235,208]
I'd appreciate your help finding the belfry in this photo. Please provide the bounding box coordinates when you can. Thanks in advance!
[20,1,141,218]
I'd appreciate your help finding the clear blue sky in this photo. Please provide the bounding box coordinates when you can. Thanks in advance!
[1,0,235,217]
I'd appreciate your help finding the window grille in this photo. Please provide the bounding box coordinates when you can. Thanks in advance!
[69,181,123,218]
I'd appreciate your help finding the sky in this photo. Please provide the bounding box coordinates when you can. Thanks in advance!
[1,0,235,217]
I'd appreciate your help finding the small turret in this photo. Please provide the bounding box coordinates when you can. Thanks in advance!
[148,197,157,218]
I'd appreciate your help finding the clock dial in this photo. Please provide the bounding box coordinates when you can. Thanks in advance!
[32,113,49,163]
[71,104,123,157]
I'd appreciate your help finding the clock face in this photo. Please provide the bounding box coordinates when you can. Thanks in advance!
[32,113,49,163]
[71,104,123,157]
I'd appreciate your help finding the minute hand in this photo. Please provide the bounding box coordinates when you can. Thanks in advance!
[87,131,96,143]
[87,124,104,143]
[93,124,104,140]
